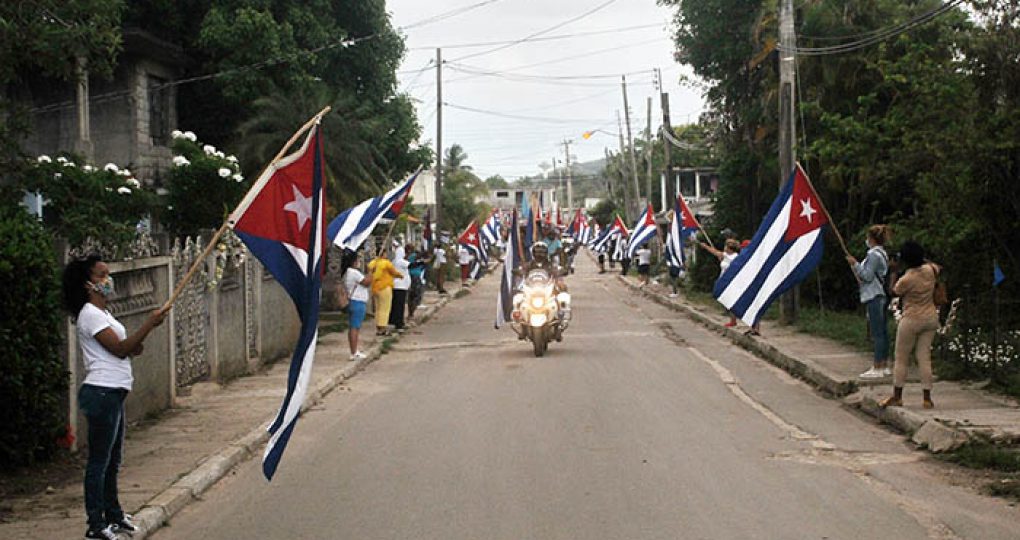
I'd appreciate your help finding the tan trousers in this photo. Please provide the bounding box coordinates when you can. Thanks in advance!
[374,287,393,330]
[894,315,939,390]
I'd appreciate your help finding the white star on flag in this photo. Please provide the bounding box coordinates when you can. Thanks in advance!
[467,233,476,242]
[799,198,817,223]
[283,185,313,230]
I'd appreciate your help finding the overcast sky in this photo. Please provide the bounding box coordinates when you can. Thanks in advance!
[386,0,704,182]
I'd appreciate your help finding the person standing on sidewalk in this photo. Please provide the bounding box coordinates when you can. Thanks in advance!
[880,241,940,409]
[699,238,741,328]
[457,242,473,286]
[432,241,448,294]
[62,255,166,540]
[390,246,411,332]
[407,244,427,320]
[847,225,892,379]
[368,249,402,336]
[636,244,652,287]
[341,250,372,361]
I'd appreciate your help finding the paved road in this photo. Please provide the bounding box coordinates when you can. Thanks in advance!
[155,257,1018,540]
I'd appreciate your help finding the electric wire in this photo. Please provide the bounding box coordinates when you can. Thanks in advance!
[449,0,623,63]
[406,23,663,50]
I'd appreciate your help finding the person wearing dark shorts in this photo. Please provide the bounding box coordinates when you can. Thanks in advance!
[635,245,652,286]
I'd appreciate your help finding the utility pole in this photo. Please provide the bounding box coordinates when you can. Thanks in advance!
[779,0,798,324]
[435,48,443,231]
[645,96,653,211]
[658,68,673,206]
[604,147,613,195]
[616,111,632,218]
[553,156,563,206]
[621,75,641,218]
[562,139,574,212]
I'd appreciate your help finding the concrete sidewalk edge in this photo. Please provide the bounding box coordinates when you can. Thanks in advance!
[615,274,974,453]
[129,293,454,539]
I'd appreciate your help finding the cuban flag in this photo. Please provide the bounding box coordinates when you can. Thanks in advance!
[585,222,601,248]
[496,209,520,328]
[481,210,500,250]
[459,220,486,279]
[592,215,627,254]
[327,168,421,251]
[228,124,326,481]
[665,195,700,269]
[715,165,828,326]
[625,204,657,259]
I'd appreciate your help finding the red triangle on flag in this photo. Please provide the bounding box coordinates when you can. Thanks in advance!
[459,220,481,247]
[784,165,828,242]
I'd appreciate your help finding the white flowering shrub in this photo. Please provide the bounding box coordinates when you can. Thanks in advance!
[12,153,154,245]
[165,131,247,237]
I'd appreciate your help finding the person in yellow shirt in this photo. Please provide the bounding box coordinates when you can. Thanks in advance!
[367,249,403,336]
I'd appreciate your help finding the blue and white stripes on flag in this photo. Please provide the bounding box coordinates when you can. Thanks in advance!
[714,165,828,326]
[665,195,698,269]
[326,169,421,251]
[496,209,520,329]
[481,212,500,250]
[590,226,615,253]
[228,123,326,480]
[625,204,657,259]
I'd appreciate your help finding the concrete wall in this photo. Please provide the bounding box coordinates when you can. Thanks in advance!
[211,266,249,381]
[259,273,301,363]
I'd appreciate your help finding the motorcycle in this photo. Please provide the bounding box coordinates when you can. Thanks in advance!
[511,268,571,357]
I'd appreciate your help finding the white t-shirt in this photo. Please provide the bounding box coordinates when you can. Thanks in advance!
[433,247,447,267]
[458,246,473,265]
[344,268,370,302]
[392,256,411,290]
[720,252,738,276]
[77,303,133,391]
[636,247,652,265]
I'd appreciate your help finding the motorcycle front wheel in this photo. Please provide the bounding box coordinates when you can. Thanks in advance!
[532,326,547,357]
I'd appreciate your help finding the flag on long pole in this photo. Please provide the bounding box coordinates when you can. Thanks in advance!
[496,209,520,328]
[625,204,657,259]
[326,168,421,251]
[228,120,327,481]
[714,164,828,326]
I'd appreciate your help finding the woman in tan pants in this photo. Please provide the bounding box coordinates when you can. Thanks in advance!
[880,240,940,409]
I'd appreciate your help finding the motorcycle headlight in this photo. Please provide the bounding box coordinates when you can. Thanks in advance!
[530,297,545,309]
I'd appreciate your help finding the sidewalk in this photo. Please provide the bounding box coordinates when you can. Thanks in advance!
[618,274,1020,453]
[0,290,454,540]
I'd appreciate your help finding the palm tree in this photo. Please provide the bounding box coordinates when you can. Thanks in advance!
[233,83,392,214]
[443,144,472,173]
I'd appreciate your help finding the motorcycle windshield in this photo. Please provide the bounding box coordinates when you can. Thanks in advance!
[524,269,551,287]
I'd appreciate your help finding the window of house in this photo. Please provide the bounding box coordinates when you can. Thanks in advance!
[496,191,509,198]
[148,75,169,146]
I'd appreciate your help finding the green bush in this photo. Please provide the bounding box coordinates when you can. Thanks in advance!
[0,204,68,469]
[165,133,247,238]
[9,153,155,247]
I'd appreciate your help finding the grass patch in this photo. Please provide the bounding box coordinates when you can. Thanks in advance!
[319,321,348,335]
[793,306,874,353]
[380,337,396,354]
[454,289,470,299]
[938,442,1020,473]
[988,478,1020,498]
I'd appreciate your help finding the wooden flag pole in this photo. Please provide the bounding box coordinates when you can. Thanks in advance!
[161,106,332,313]
[796,162,860,283]
[377,165,425,255]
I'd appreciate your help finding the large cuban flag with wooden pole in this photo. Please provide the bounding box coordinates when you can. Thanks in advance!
[714,165,828,327]
[459,220,486,279]
[665,194,701,269]
[228,124,326,481]
[625,203,657,259]
[495,209,520,329]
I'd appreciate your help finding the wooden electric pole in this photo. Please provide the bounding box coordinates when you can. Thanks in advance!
[658,68,673,205]
[435,47,444,230]
[645,96,653,210]
[621,75,641,219]
[779,0,798,323]
[616,111,632,219]
[562,139,574,212]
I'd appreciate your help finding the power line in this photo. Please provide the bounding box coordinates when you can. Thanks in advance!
[446,63,653,81]
[449,0,623,63]
[783,0,963,56]
[444,102,623,124]
[406,23,663,50]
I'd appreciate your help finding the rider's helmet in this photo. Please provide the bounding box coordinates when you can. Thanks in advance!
[531,241,549,262]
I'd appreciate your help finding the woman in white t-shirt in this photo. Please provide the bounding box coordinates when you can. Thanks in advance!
[699,238,742,329]
[341,250,372,360]
[62,255,165,539]
[635,245,653,286]
[390,249,411,331]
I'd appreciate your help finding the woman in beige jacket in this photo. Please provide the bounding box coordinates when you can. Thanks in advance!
[880,240,940,409]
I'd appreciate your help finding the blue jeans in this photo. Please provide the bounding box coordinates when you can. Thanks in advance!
[866,296,889,364]
[78,384,127,529]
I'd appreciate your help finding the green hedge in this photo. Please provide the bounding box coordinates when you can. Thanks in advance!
[0,204,68,469]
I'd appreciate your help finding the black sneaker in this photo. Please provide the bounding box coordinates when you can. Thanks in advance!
[110,514,138,535]
[85,525,119,539]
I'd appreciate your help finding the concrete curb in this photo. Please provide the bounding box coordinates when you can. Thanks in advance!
[615,274,975,452]
[618,275,855,397]
[130,292,455,539]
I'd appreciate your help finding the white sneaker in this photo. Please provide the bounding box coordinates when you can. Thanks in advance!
[882,367,893,376]
[859,367,884,379]
[668,293,678,298]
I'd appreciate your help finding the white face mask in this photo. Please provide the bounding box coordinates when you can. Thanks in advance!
[865,240,873,250]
